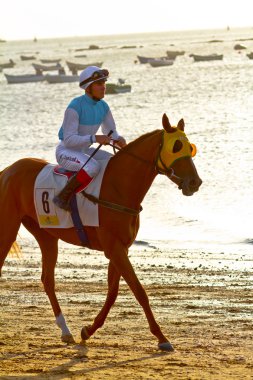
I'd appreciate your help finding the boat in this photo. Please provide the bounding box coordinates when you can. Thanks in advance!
[189,53,223,62]
[32,62,63,71]
[137,55,169,64]
[40,58,61,63]
[234,44,246,50]
[20,55,36,61]
[166,50,185,59]
[45,74,79,83]
[149,59,174,67]
[106,82,131,94]
[74,54,87,58]
[246,52,253,59]
[4,73,45,84]
[66,61,103,72]
[0,59,15,69]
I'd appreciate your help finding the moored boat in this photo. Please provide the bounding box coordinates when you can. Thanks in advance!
[45,74,79,83]
[189,53,223,62]
[137,55,169,64]
[66,61,103,72]
[106,82,131,94]
[149,59,174,67]
[0,59,15,69]
[4,73,45,84]
[166,50,185,59]
[234,44,246,50]
[32,62,63,71]
[40,58,61,63]
[20,55,36,61]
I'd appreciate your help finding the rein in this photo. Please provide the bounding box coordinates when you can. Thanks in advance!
[82,190,142,216]
[109,143,153,165]
[81,133,180,215]
[110,136,176,179]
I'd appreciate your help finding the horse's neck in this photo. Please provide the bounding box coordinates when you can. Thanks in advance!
[103,130,162,208]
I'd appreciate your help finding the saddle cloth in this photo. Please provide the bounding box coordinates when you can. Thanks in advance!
[34,159,109,228]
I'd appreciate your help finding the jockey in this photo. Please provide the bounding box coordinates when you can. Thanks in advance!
[53,66,127,211]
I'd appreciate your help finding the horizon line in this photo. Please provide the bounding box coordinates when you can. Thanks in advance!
[2,25,253,43]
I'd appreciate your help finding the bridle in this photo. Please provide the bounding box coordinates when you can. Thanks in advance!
[110,132,183,184]
[155,133,184,185]
[82,132,185,215]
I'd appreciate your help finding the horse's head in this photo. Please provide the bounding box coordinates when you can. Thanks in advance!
[156,113,202,196]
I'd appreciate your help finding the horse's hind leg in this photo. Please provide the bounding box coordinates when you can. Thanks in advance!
[22,216,75,343]
[81,261,120,340]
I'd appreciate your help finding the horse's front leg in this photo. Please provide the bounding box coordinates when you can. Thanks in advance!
[106,239,174,352]
[81,261,120,340]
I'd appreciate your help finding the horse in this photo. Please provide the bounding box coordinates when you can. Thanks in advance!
[0,114,202,351]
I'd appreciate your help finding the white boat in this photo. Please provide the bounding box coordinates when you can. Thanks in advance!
[4,73,45,84]
[66,61,103,72]
[45,74,79,83]
[189,53,223,62]
[149,59,174,67]
[32,62,63,71]
[137,55,169,64]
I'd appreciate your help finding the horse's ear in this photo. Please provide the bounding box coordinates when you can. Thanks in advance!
[162,113,174,133]
[177,118,185,131]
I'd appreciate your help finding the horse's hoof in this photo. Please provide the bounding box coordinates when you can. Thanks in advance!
[61,334,75,344]
[81,326,90,341]
[158,342,174,352]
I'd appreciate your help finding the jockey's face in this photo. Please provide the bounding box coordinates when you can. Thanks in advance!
[87,80,106,100]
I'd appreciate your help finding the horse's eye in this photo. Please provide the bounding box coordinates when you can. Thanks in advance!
[173,140,183,153]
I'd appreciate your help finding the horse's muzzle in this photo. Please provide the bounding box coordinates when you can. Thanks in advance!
[180,177,202,196]
[167,170,202,196]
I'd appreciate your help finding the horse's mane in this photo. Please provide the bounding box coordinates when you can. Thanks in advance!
[113,129,162,159]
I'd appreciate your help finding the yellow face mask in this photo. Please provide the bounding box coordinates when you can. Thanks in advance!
[156,128,197,172]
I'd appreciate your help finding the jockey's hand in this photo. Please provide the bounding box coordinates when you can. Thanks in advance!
[95,135,111,145]
[113,137,127,148]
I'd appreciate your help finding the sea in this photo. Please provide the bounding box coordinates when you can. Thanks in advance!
[1,27,253,260]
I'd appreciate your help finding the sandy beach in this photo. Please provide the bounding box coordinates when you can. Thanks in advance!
[1,25,253,379]
[0,240,252,379]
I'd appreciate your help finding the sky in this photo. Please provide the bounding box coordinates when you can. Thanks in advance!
[0,0,252,41]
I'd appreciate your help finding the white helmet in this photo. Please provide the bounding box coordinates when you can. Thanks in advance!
[79,66,109,90]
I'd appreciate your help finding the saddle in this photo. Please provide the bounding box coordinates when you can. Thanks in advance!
[34,160,109,230]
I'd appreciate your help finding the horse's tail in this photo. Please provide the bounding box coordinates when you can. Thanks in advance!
[8,241,22,258]
[0,167,22,257]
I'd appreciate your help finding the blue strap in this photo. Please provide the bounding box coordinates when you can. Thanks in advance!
[70,195,90,247]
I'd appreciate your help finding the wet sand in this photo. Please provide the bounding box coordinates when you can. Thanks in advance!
[0,240,253,379]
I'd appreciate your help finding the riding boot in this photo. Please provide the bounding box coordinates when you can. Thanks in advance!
[53,169,93,211]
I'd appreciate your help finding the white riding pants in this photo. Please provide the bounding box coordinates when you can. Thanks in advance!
[55,144,111,177]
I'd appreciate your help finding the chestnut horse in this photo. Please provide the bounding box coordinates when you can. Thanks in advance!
[0,114,202,351]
